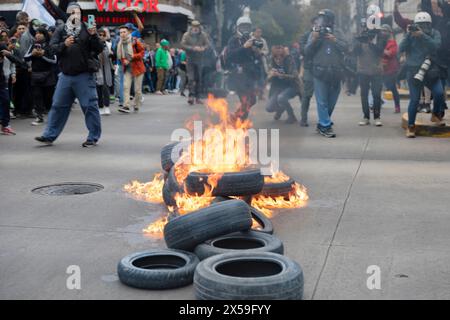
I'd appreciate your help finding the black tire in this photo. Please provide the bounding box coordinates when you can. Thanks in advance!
[194,252,304,300]
[250,207,274,235]
[164,200,252,251]
[160,142,189,173]
[194,231,283,261]
[213,197,273,235]
[117,249,199,290]
[185,169,264,197]
[162,168,184,207]
[261,179,296,198]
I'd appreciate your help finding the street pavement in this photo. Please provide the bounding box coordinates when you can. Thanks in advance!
[1,91,450,300]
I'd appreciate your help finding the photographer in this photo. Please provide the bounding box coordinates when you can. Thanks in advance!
[399,12,446,138]
[35,2,103,147]
[305,9,347,138]
[24,27,57,126]
[265,45,302,124]
[226,8,263,120]
[354,25,387,127]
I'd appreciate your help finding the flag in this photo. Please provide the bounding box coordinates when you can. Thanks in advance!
[22,0,56,26]
[42,0,68,22]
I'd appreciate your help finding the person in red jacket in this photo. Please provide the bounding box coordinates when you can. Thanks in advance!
[381,25,401,113]
[117,25,145,114]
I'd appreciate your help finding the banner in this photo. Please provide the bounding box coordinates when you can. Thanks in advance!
[22,0,56,26]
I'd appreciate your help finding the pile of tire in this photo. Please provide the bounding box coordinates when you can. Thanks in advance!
[116,143,304,300]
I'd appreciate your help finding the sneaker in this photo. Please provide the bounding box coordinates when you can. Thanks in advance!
[180,91,186,97]
[1,126,16,135]
[318,126,336,138]
[300,121,309,127]
[395,106,401,114]
[118,106,131,114]
[188,97,194,105]
[31,118,44,126]
[374,119,383,127]
[104,107,111,116]
[35,136,53,145]
[423,104,431,114]
[285,115,298,125]
[431,113,446,127]
[99,108,105,115]
[359,119,370,126]
[406,126,416,138]
[134,107,139,113]
[195,98,204,105]
[155,91,163,95]
[274,111,283,121]
[82,140,97,148]
[10,111,16,119]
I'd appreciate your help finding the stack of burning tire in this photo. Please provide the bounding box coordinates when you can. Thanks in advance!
[117,142,305,300]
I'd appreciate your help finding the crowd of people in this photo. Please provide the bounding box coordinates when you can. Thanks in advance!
[0,0,449,144]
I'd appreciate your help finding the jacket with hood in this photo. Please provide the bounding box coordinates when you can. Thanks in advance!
[155,47,169,70]
[49,22,103,76]
[382,39,400,75]
[181,27,210,64]
[399,29,441,69]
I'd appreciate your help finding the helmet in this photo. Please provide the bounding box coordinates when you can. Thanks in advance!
[414,12,432,23]
[236,7,252,27]
[318,9,335,25]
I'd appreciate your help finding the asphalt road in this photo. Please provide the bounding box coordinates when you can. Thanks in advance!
[1,91,450,300]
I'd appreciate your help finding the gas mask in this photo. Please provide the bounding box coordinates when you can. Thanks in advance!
[417,22,432,35]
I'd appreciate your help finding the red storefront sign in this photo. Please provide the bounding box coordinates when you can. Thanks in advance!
[95,0,159,13]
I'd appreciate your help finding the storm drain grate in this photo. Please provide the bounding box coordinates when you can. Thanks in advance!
[32,183,104,196]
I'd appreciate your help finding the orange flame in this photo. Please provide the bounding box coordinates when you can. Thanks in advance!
[125,96,309,238]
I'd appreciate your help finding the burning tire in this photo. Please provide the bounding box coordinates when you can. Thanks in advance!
[160,142,188,173]
[261,179,296,198]
[194,252,304,300]
[162,168,184,207]
[164,200,252,251]
[185,169,264,197]
[194,231,283,261]
[117,249,199,290]
[250,207,274,235]
[214,197,273,235]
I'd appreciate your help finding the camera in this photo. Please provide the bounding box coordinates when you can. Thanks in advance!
[252,39,264,49]
[408,24,420,33]
[313,26,333,37]
[414,58,432,83]
[34,43,42,50]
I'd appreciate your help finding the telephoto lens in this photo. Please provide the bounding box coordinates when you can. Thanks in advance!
[414,58,432,83]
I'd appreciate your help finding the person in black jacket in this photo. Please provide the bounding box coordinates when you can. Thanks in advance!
[24,27,57,126]
[226,8,263,120]
[35,2,103,148]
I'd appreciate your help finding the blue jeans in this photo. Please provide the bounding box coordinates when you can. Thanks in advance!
[43,73,101,142]
[384,74,400,108]
[407,77,445,126]
[314,78,341,129]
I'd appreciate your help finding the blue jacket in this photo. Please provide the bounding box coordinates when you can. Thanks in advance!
[399,29,441,69]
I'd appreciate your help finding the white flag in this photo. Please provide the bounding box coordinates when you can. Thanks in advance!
[22,0,56,26]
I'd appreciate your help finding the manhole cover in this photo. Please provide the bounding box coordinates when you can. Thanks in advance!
[32,183,104,196]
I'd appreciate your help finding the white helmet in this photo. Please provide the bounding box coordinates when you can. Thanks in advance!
[236,7,252,26]
[414,12,432,23]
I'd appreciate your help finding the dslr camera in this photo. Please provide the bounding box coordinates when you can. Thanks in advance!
[408,24,421,33]
[313,26,333,37]
[252,39,264,49]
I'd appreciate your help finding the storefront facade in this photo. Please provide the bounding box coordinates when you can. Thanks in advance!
[0,0,199,44]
